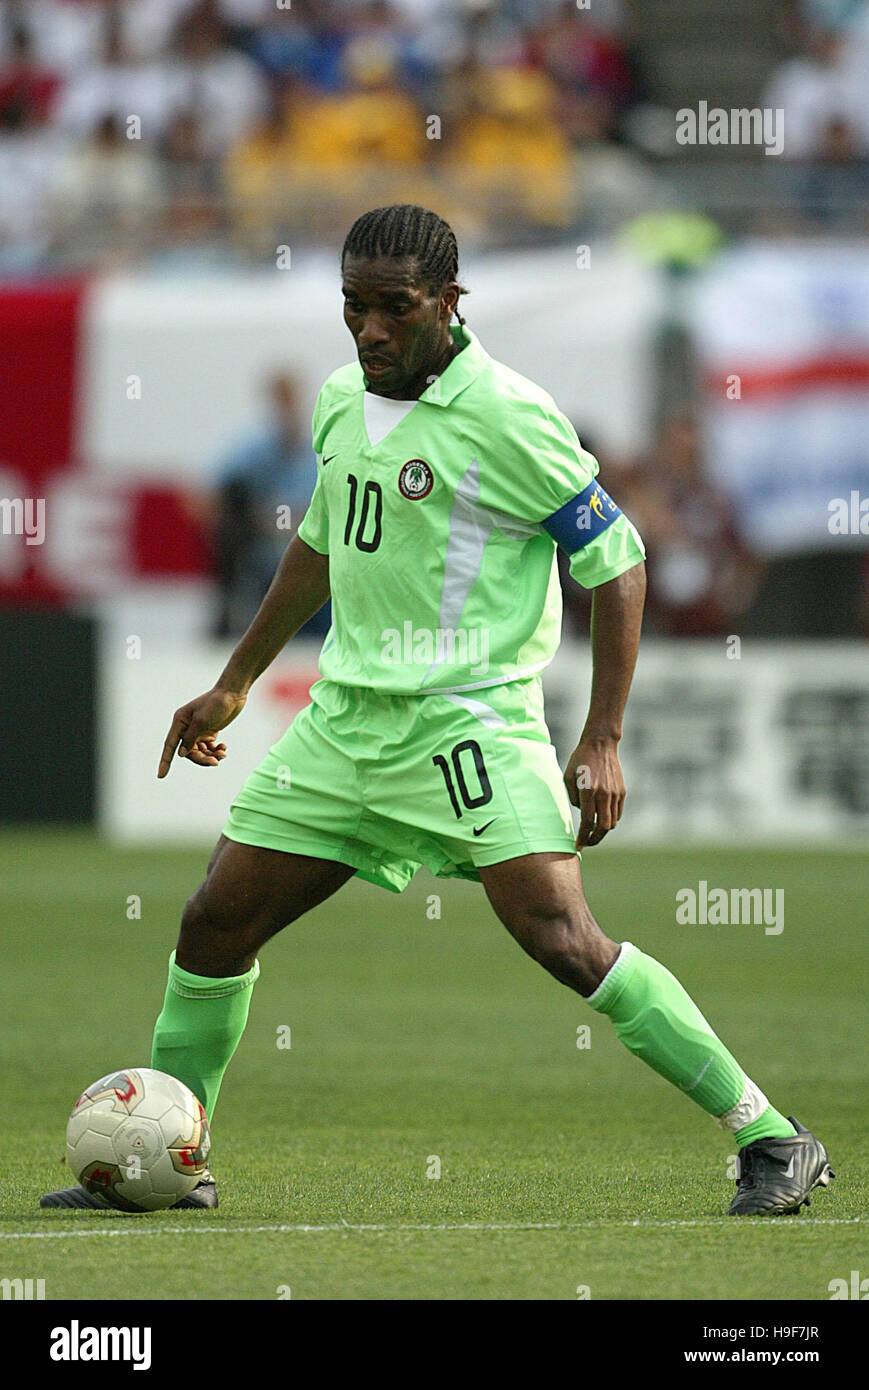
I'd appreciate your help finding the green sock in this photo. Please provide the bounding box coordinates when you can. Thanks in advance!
[151,950,260,1122]
[587,943,796,1145]
[733,1107,796,1148]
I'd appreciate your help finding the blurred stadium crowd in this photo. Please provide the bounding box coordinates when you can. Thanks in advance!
[1,0,869,271]
[0,0,630,269]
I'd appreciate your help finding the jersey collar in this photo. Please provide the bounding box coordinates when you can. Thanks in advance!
[417,324,489,407]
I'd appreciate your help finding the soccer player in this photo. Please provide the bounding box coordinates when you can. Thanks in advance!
[43,205,832,1216]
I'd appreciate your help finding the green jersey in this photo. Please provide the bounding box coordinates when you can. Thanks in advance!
[297,324,645,694]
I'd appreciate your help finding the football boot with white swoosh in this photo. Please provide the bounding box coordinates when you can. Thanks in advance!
[728,1119,833,1215]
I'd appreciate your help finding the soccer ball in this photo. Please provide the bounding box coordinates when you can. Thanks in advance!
[65,1068,211,1212]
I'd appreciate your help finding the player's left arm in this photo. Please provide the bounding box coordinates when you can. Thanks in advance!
[534,437,646,848]
[492,402,646,845]
[563,559,646,847]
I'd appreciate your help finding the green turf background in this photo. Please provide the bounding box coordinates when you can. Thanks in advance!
[1,830,865,1300]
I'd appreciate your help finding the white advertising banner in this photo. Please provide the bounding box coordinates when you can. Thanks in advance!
[100,638,869,848]
[99,638,324,847]
[546,640,869,842]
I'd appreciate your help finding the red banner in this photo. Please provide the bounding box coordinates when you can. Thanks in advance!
[0,280,209,605]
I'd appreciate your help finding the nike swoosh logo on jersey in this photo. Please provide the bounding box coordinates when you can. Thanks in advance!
[322,453,337,465]
[473,819,497,836]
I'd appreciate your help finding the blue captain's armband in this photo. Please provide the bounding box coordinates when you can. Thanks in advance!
[541,480,623,553]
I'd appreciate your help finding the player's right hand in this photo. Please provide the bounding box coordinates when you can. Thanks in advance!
[157,688,247,779]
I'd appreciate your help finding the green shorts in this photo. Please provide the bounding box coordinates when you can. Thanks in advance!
[223,676,577,892]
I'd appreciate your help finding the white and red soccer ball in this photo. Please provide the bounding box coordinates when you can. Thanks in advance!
[66,1068,210,1212]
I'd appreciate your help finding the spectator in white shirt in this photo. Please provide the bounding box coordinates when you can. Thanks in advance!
[763,22,869,158]
[167,3,267,156]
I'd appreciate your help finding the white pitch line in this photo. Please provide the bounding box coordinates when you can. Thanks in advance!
[0,1216,862,1241]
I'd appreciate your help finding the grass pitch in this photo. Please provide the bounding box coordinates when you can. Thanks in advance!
[0,830,865,1300]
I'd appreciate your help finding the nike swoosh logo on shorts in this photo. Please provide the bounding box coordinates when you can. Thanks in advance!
[473,819,497,836]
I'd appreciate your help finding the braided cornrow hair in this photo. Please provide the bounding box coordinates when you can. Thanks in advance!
[341,204,468,325]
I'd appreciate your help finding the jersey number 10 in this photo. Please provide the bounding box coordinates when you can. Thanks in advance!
[433,740,493,820]
[344,473,383,552]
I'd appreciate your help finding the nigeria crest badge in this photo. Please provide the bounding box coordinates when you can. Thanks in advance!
[398,459,434,499]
